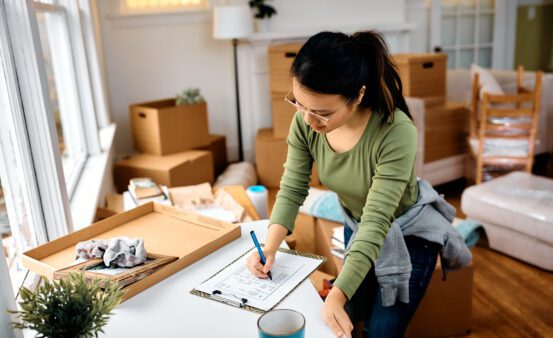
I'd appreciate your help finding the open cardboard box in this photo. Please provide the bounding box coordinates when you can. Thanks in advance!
[22,203,241,302]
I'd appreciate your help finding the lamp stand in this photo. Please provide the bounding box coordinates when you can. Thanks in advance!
[232,38,244,162]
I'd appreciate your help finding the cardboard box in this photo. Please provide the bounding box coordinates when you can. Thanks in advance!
[309,269,334,292]
[130,99,210,155]
[271,98,296,139]
[197,134,228,178]
[406,259,473,337]
[22,203,241,302]
[424,102,470,163]
[290,213,316,254]
[113,151,214,193]
[255,128,320,188]
[314,218,344,276]
[105,193,124,213]
[268,43,302,96]
[393,53,447,106]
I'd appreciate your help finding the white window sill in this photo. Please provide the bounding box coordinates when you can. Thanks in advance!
[70,124,117,231]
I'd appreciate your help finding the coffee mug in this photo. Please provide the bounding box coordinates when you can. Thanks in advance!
[257,309,305,338]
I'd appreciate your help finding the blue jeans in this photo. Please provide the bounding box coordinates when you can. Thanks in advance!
[343,226,440,338]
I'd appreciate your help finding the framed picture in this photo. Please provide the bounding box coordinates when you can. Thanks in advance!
[53,253,178,289]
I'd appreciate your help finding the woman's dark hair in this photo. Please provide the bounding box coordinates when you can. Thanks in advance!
[290,30,412,124]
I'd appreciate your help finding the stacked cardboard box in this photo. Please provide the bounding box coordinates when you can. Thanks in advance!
[393,53,447,107]
[424,102,470,163]
[393,53,471,164]
[268,43,303,139]
[255,128,320,189]
[114,99,228,193]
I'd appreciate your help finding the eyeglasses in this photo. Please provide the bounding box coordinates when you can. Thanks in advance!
[284,90,351,123]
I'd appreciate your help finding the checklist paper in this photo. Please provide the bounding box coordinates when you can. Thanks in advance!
[192,247,324,312]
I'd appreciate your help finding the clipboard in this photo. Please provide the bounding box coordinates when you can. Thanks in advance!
[190,246,326,314]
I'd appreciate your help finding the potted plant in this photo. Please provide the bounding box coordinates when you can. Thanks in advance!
[175,87,205,106]
[249,0,277,32]
[10,273,124,338]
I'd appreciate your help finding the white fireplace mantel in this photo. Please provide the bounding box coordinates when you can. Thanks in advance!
[236,22,417,162]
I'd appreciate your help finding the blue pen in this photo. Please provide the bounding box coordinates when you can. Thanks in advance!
[250,230,273,280]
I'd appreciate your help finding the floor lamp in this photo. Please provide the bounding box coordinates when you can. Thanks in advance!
[213,5,254,162]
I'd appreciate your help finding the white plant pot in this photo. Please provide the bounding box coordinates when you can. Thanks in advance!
[255,18,270,33]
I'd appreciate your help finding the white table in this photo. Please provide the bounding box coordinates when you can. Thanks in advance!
[101,220,335,338]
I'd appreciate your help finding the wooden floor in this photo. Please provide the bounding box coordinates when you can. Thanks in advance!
[439,178,553,338]
[469,246,553,337]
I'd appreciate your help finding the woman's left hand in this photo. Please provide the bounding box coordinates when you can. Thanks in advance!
[322,286,353,338]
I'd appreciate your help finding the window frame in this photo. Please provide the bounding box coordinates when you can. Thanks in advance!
[1,0,116,303]
[430,0,508,69]
[2,0,73,240]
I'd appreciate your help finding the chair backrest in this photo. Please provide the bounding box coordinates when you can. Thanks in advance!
[469,66,543,182]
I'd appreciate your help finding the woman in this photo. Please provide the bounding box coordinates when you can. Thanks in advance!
[247,31,470,338]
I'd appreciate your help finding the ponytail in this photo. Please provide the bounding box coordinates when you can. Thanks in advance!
[291,30,412,124]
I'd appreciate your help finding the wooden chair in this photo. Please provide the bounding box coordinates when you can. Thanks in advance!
[469,66,543,184]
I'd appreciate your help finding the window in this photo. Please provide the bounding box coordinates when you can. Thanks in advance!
[119,0,208,15]
[35,5,88,196]
[432,0,496,68]
[0,0,112,299]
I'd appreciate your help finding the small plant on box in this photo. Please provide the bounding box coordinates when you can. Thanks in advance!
[249,0,277,19]
[10,272,124,338]
[175,88,205,106]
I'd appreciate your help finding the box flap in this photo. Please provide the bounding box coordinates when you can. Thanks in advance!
[117,151,211,171]
[130,98,176,110]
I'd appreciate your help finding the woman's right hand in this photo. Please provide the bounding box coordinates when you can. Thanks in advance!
[247,248,276,279]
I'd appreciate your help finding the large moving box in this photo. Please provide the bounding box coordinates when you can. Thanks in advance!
[406,259,473,337]
[22,203,240,302]
[197,134,228,178]
[393,53,447,107]
[271,98,297,139]
[255,128,320,188]
[268,43,302,96]
[424,102,470,163]
[129,99,210,155]
[113,151,213,193]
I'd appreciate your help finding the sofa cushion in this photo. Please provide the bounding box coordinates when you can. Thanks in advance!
[471,63,505,99]
[461,172,553,245]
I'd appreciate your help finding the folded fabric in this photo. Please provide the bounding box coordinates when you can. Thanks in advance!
[454,219,485,248]
[469,137,529,157]
[76,237,147,268]
[299,187,345,224]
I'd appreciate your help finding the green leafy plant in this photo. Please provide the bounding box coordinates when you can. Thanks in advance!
[10,273,124,338]
[249,0,277,19]
[175,88,205,106]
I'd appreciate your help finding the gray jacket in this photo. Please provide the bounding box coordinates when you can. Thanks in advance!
[342,179,472,307]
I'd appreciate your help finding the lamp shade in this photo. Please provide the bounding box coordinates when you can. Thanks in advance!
[213,4,254,40]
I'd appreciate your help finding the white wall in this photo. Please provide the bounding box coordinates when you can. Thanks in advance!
[97,0,430,161]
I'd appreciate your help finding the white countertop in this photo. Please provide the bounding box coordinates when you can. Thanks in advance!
[101,220,335,338]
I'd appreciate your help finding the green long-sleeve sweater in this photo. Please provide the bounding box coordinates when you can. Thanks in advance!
[269,109,419,299]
